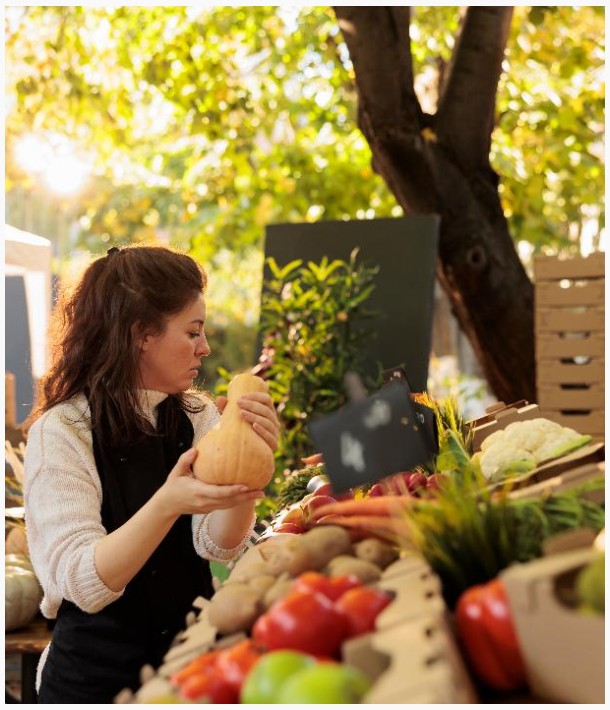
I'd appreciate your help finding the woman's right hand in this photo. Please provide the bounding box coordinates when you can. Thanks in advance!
[156,448,263,517]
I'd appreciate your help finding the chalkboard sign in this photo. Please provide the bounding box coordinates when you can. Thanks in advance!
[262,216,439,392]
[308,380,436,493]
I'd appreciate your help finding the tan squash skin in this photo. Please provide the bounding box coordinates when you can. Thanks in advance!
[193,373,275,488]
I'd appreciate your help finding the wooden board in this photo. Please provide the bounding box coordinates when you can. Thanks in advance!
[536,332,604,359]
[507,462,605,502]
[536,280,605,308]
[5,617,52,655]
[5,372,16,428]
[537,384,605,410]
[538,409,605,435]
[533,252,605,280]
[535,307,605,333]
[536,360,604,386]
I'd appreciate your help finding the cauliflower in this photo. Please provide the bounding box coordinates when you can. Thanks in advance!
[478,418,590,481]
[479,441,536,480]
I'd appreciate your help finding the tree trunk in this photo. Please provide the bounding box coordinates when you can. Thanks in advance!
[334,6,536,403]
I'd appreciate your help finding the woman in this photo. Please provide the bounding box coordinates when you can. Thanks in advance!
[23,244,279,703]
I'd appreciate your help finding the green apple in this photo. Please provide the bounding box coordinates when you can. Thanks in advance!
[240,650,316,704]
[276,663,372,704]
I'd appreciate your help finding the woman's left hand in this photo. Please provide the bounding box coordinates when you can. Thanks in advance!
[216,392,280,451]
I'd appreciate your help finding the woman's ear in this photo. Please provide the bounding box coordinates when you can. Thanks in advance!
[132,321,150,351]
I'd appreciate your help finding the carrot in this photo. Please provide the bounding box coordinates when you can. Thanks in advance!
[309,496,411,521]
[170,649,221,686]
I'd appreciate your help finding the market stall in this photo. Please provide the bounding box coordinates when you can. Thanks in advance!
[117,378,605,705]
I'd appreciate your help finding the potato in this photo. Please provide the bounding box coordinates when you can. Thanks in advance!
[225,559,270,584]
[245,574,277,596]
[227,533,295,581]
[262,574,296,610]
[299,526,353,569]
[353,538,399,569]
[324,555,382,584]
[259,536,314,576]
[207,583,262,635]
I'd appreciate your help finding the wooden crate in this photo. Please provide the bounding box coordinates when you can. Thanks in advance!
[534,253,605,438]
[538,409,605,437]
[536,331,604,359]
[533,251,605,280]
[537,384,604,410]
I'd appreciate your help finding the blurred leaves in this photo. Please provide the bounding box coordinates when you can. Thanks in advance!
[6,6,604,266]
[248,249,381,475]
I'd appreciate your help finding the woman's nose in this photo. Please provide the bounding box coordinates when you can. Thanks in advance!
[196,335,211,357]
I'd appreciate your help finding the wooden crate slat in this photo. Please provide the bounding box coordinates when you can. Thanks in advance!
[536,360,605,385]
[535,307,605,333]
[536,280,605,307]
[536,332,605,359]
[537,385,605,410]
[534,253,605,280]
[539,409,605,435]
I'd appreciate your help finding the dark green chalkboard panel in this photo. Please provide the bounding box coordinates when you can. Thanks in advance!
[262,216,439,393]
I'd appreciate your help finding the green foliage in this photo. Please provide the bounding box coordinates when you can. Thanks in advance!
[5,5,397,261]
[493,5,605,255]
[276,466,323,510]
[256,249,382,474]
[6,6,603,266]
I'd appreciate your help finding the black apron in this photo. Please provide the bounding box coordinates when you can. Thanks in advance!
[38,398,214,704]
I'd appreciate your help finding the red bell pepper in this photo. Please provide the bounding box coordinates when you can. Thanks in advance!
[252,588,350,657]
[454,577,527,692]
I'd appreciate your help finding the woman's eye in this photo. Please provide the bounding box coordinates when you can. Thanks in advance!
[189,332,201,339]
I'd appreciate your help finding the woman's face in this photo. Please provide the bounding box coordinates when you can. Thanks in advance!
[138,293,211,393]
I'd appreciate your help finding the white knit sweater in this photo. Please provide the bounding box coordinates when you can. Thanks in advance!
[24,389,254,621]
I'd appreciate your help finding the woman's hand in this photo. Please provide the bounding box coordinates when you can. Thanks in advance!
[157,449,263,517]
[216,391,280,451]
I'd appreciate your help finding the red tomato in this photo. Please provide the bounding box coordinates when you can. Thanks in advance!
[334,587,393,638]
[178,667,238,703]
[252,589,350,657]
[215,639,263,692]
[293,572,362,602]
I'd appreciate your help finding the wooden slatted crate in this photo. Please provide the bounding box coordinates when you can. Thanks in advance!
[534,253,605,439]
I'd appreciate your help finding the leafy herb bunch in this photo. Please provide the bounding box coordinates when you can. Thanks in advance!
[258,248,381,475]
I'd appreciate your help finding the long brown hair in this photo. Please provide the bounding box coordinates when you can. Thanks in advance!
[25,244,208,448]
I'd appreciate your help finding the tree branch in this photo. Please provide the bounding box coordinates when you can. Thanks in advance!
[436,6,513,170]
[332,7,422,132]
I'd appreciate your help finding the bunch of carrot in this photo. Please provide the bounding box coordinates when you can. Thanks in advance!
[308,495,415,544]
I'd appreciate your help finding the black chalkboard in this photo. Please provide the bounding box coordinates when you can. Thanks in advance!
[261,216,439,392]
[309,380,435,493]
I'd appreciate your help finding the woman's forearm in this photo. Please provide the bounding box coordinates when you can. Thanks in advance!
[206,501,257,550]
[94,493,179,593]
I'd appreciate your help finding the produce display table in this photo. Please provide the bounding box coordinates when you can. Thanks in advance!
[5,617,52,703]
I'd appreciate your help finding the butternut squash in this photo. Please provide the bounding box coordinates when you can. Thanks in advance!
[193,373,275,488]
